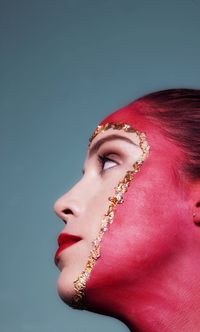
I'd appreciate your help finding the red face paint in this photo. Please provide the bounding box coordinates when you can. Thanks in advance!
[84,102,192,330]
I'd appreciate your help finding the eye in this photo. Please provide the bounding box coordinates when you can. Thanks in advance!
[98,154,118,171]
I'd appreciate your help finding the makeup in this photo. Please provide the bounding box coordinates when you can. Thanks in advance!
[55,233,82,265]
[71,122,150,308]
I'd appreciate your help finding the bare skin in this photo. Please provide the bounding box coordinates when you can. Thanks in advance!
[54,129,142,302]
[54,107,200,332]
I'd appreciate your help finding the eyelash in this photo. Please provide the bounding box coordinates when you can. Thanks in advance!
[97,154,117,172]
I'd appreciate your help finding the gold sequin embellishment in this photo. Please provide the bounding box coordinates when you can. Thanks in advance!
[71,123,150,309]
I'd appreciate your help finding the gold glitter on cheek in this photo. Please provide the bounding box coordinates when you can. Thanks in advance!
[70,123,150,309]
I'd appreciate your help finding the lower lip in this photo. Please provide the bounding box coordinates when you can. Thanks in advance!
[54,241,78,265]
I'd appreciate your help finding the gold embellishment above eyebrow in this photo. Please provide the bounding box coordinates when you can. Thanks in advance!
[88,123,137,147]
[70,122,150,309]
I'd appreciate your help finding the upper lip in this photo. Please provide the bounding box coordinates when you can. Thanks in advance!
[57,233,82,247]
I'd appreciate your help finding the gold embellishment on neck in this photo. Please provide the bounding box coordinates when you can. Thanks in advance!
[70,123,150,309]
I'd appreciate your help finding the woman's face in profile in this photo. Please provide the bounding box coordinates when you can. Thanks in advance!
[54,107,189,310]
[54,126,143,301]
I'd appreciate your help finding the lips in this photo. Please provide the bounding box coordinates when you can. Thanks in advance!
[54,233,82,265]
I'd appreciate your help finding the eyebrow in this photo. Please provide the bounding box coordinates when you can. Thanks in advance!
[89,133,138,156]
[82,134,138,174]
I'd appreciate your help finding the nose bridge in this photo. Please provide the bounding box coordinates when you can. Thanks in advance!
[53,177,86,220]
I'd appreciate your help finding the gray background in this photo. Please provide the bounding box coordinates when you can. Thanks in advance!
[0,0,200,331]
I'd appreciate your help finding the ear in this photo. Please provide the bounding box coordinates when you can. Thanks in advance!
[189,182,200,226]
[193,202,200,226]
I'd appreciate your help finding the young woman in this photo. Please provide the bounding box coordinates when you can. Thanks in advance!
[54,89,200,332]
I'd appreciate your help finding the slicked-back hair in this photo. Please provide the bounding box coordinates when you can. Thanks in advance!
[136,89,200,180]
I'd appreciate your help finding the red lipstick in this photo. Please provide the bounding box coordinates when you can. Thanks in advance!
[54,233,81,265]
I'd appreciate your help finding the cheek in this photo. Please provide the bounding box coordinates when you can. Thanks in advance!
[83,189,113,240]
[82,171,128,240]
[86,162,185,293]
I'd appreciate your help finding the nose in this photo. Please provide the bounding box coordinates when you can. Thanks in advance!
[53,187,82,224]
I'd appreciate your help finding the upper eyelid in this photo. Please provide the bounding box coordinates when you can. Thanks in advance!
[88,134,140,159]
[98,153,119,163]
[95,138,140,155]
[98,151,122,163]
[96,145,123,156]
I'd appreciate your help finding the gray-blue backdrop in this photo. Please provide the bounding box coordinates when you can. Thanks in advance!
[1,0,199,331]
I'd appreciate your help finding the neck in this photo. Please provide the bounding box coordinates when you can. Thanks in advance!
[119,276,200,332]
[86,251,200,332]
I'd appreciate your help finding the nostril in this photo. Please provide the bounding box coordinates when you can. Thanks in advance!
[63,208,73,215]
[61,209,73,224]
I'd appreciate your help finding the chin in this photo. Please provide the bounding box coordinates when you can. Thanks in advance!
[56,267,76,304]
